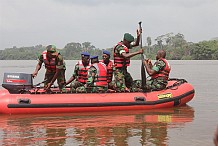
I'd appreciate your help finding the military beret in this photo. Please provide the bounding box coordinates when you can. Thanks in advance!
[81,52,90,56]
[103,50,110,56]
[90,55,98,59]
[124,33,134,43]
[46,45,57,53]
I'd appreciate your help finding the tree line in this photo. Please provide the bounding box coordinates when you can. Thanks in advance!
[0,33,218,60]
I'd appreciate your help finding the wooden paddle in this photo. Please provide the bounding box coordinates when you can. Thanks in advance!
[139,22,146,91]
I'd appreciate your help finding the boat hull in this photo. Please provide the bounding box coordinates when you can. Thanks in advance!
[0,80,195,114]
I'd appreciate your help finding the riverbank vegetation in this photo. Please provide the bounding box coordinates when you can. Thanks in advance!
[0,33,217,60]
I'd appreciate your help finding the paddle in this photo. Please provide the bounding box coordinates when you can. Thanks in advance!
[34,79,47,87]
[138,22,146,91]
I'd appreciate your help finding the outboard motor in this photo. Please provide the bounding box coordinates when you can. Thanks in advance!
[2,73,33,94]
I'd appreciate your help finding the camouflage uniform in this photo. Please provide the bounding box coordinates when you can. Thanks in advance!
[77,65,108,93]
[113,43,133,92]
[69,63,88,93]
[39,53,66,92]
[131,80,143,92]
[146,60,168,91]
[113,68,133,92]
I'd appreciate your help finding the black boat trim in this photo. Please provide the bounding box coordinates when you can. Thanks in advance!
[8,90,195,108]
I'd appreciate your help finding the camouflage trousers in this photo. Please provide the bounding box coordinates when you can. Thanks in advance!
[129,78,168,91]
[109,79,142,92]
[145,78,168,91]
[69,81,85,93]
[76,86,108,93]
[69,81,108,93]
[44,70,66,91]
[113,68,133,92]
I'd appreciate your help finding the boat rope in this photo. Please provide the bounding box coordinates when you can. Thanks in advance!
[166,78,187,90]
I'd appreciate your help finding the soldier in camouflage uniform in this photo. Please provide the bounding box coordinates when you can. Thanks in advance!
[143,49,171,91]
[32,45,66,92]
[79,56,108,93]
[113,31,143,92]
[66,52,91,93]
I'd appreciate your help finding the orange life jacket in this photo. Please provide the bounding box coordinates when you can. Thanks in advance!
[113,42,130,68]
[151,58,171,80]
[100,60,113,83]
[77,61,91,84]
[92,62,108,87]
[42,50,57,72]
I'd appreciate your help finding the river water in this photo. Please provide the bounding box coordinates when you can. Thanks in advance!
[0,60,217,146]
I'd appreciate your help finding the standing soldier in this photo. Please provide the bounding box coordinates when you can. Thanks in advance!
[66,52,91,92]
[113,30,143,92]
[32,45,66,92]
[85,56,108,93]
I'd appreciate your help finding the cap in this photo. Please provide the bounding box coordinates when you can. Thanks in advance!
[124,33,134,43]
[90,55,98,59]
[103,50,110,56]
[81,52,90,56]
[46,45,57,53]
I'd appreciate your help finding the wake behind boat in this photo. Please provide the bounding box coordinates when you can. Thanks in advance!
[0,73,195,114]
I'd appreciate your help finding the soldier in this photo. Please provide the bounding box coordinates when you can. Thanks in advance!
[101,50,113,86]
[32,45,66,92]
[66,52,91,93]
[113,31,143,92]
[143,49,171,91]
[85,56,108,93]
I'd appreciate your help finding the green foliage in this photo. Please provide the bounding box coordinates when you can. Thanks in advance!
[0,34,218,60]
[190,42,214,60]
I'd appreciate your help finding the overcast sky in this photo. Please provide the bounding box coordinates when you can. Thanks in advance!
[0,0,218,50]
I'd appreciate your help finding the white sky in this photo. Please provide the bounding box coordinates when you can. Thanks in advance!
[0,0,218,49]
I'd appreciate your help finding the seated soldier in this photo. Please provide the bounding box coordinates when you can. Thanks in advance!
[66,52,91,93]
[101,50,114,89]
[84,56,108,93]
[143,49,171,91]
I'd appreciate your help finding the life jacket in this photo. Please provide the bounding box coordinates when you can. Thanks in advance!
[100,60,113,83]
[151,58,171,80]
[77,61,91,84]
[113,42,130,68]
[42,50,57,72]
[92,62,108,87]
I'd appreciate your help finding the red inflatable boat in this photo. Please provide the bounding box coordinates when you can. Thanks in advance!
[0,73,195,114]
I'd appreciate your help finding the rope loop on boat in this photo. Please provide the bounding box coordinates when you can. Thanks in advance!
[166,78,187,90]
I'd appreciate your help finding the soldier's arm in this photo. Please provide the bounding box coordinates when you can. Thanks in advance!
[56,55,65,70]
[86,67,96,86]
[131,29,141,47]
[145,60,165,76]
[49,55,63,85]
[121,50,143,59]
[116,45,142,59]
[32,55,43,77]
[144,61,157,76]
[66,64,78,85]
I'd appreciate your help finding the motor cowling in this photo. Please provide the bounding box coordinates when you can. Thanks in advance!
[2,73,33,94]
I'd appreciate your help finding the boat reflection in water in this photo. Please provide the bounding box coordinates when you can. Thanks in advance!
[0,105,194,145]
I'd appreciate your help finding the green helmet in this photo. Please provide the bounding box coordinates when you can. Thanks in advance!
[46,45,57,53]
[124,33,134,42]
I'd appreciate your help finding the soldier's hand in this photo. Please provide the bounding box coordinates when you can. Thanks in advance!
[32,72,38,78]
[143,60,147,65]
[138,49,144,54]
[145,59,152,66]
[45,83,52,91]
[145,58,151,63]
[137,29,142,37]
